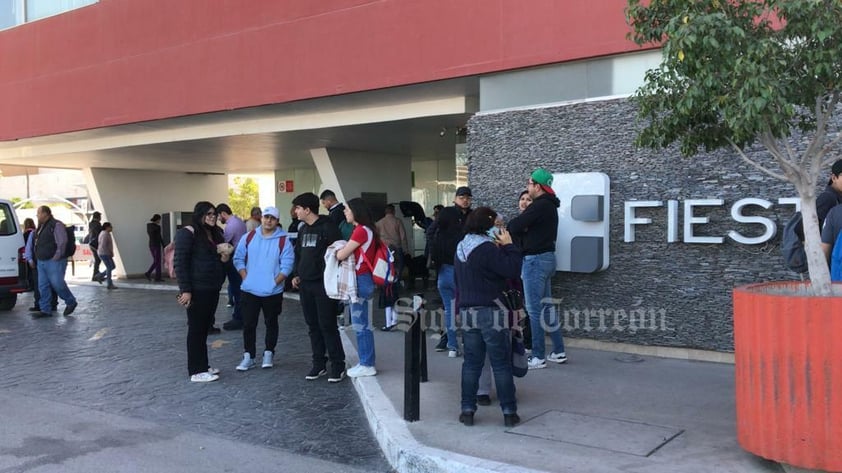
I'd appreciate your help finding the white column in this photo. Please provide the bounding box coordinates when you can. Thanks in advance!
[84,168,227,278]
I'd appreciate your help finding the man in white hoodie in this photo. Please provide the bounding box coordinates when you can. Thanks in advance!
[232,206,295,371]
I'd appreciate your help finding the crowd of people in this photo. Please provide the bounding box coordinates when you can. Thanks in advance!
[165,167,562,428]
[25,168,567,428]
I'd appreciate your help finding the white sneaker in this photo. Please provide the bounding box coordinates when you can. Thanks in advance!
[236,353,255,371]
[527,356,546,370]
[448,349,461,358]
[190,372,219,383]
[261,350,273,369]
[346,364,377,378]
[208,367,220,375]
[547,351,567,364]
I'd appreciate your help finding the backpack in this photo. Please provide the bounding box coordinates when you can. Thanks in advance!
[781,212,808,274]
[831,230,842,282]
[243,229,287,264]
[339,221,354,241]
[361,239,397,286]
[165,226,194,279]
[60,221,76,258]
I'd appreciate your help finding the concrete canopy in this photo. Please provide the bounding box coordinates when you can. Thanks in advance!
[0,79,477,174]
[0,79,476,278]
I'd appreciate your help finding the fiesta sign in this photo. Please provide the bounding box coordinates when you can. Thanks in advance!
[551,172,799,274]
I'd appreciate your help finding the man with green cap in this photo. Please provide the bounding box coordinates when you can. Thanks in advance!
[507,168,566,369]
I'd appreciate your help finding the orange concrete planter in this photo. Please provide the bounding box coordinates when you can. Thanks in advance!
[734,282,842,472]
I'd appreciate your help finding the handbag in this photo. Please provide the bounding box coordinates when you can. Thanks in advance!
[512,329,528,378]
[502,289,528,377]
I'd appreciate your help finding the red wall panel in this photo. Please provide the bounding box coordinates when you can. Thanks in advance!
[0,0,644,140]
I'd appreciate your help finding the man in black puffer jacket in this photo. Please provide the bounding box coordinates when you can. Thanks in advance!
[291,192,346,383]
[507,168,566,370]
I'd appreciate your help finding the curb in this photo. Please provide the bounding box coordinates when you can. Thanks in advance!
[339,330,551,473]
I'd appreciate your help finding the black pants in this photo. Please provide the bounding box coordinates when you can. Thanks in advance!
[91,247,102,277]
[299,279,345,370]
[186,289,219,375]
[241,291,283,358]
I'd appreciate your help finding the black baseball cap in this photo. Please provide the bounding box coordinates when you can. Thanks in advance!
[455,186,472,197]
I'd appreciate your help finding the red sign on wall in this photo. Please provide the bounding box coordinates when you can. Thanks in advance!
[277,180,294,193]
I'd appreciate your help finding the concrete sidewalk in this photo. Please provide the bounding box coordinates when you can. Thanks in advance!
[339,313,784,473]
[68,275,782,473]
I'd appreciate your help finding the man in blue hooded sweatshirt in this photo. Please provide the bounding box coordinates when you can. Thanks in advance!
[233,206,295,371]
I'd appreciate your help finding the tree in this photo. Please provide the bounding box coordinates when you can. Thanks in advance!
[627,0,842,296]
[228,177,259,219]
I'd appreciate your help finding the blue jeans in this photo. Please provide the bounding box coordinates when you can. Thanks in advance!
[351,272,376,367]
[522,252,564,360]
[37,259,76,312]
[461,307,516,414]
[99,255,115,286]
[437,264,458,350]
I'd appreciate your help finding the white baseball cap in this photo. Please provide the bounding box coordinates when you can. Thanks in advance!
[262,206,280,219]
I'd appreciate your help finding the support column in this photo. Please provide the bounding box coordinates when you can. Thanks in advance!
[84,168,227,278]
[310,147,412,205]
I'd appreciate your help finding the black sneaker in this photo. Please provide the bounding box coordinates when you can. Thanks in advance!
[63,302,77,316]
[434,334,448,352]
[328,365,346,383]
[208,326,222,335]
[305,366,327,380]
[476,395,492,406]
[504,413,521,427]
[32,311,53,319]
[222,319,243,330]
[27,306,39,312]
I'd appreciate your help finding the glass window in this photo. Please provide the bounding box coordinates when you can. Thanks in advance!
[25,0,96,21]
[0,0,21,30]
[0,204,16,236]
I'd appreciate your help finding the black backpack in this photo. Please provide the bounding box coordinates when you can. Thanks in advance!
[61,222,77,258]
[781,212,808,274]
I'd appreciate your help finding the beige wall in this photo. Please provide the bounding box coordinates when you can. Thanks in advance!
[84,168,227,277]
[274,168,321,230]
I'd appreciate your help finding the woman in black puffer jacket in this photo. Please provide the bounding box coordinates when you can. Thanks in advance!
[175,201,229,383]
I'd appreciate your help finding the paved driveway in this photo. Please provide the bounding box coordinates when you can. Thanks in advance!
[0,285,390,472]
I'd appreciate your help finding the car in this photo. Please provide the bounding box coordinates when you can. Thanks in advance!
[0,199,31,310]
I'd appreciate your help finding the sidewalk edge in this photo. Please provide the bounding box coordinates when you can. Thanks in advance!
[340,331,550,473]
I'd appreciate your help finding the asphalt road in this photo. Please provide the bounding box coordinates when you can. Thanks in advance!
[0,284,391,473]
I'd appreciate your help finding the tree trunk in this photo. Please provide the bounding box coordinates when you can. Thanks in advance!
[800,194,832,296]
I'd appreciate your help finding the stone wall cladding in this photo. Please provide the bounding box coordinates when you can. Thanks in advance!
[468,98,804,352]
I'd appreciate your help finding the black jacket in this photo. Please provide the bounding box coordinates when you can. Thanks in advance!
[429,205,471,267]
[454,238,522,308]
[328,203,346,228]
[174,225,226,293]
[34,218,59,261]
[88,219,102,249]
[507,193,560,255]
[294,216,341,282]
[147,222,163,247]
[817,185,842,227]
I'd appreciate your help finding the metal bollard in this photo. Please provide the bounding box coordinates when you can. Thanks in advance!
[403,294,427,421]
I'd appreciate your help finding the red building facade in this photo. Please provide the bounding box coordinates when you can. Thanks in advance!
[1,0,640,141]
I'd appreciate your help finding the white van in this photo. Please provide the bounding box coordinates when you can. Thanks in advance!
[0,199,30,310]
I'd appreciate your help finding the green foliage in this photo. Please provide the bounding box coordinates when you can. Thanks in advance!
[227,177,259,219]
[626,0,842,157]
[10,197,34,209]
